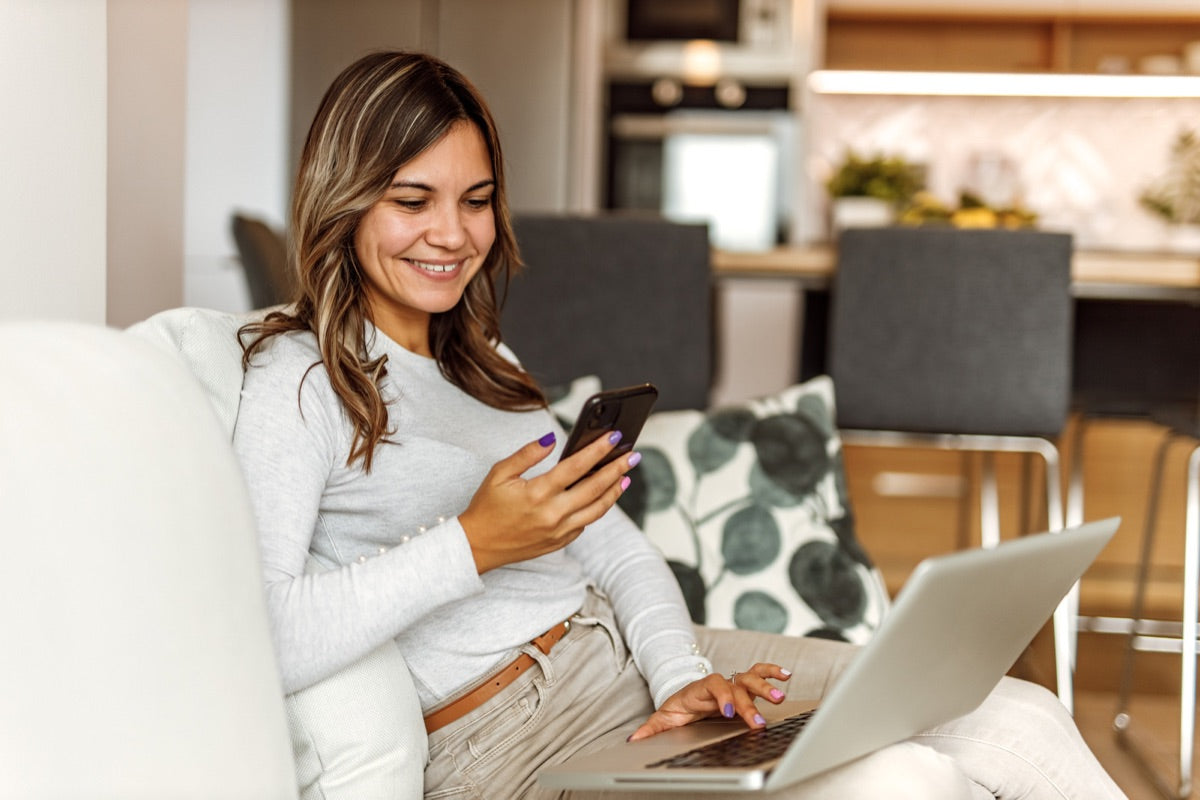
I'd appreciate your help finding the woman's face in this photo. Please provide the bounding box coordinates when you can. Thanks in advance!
[354,120,496,354]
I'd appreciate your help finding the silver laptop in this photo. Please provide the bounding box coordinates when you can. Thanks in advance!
[539,517,1119,794]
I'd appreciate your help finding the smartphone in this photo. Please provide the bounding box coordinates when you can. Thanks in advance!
[559,383,658,477]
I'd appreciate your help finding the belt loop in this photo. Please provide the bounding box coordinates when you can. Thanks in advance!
[523,643,556,687]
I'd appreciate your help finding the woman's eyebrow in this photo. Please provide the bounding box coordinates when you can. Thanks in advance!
[388,178,496,191]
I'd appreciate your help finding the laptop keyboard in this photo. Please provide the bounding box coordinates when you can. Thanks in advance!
[647,710,816,769]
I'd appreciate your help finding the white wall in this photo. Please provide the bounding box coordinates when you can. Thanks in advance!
[438,0,576,213]
[0,0,108,323]
[107,0,188,327]
[185,0,290,312]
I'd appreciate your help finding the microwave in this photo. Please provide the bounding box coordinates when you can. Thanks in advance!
[624,0,791,48]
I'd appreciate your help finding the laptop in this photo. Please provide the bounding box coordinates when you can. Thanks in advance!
[539,517,1119,794]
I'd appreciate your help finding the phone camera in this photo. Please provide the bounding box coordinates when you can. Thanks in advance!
[590,402,620,429]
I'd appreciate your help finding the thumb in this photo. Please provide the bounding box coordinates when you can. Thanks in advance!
[627,715,673,743]
[492,431,558,480]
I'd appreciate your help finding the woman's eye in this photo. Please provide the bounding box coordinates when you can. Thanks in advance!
[465,196,493,210]
[395,198,426,211]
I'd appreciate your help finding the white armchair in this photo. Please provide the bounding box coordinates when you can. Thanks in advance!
[0,312,427,799]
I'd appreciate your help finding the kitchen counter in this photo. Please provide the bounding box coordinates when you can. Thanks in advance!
[713,243,1200,302]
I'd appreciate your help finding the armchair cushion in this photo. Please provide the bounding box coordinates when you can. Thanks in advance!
[0,321,297,798]
[126,307,427,800]
[616,376,890,643]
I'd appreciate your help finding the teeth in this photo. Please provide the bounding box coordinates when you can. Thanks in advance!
[412,260,458,273]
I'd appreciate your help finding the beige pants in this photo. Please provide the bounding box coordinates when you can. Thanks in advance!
[423,590,1124,799]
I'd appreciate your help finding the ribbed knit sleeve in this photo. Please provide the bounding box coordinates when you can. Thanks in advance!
[567,507,713,707]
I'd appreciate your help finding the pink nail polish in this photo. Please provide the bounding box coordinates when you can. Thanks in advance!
[620,476,632,492]
[780,668,792,677]
[770,689,784,701]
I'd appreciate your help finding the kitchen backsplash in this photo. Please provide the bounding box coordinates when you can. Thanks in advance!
[802,90,1200,252]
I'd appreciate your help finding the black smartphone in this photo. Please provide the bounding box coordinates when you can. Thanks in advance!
[559,383,658,477]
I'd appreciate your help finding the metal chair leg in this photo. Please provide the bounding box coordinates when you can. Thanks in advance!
[1036,441,1074,714]
[1114,435,1199,800]
[1115,433,1172,724]
[980,451,1001,550]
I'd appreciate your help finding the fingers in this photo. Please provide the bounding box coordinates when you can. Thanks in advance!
[628,716,670,742]
[490,430,560,482]
[553,428,631,491]
[627,664,793,744]
[731,663,792,706]
[701,664,792,733]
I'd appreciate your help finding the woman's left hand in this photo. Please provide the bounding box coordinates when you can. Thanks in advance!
[627,663,792,742]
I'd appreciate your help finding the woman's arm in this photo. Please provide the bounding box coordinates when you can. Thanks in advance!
[566,506,714,708]
[233,337,485,693]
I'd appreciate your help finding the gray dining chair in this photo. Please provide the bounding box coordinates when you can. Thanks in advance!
[502,213,714,412]
[826,225,1077,708]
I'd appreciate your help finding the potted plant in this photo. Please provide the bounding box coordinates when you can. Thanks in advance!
[826,150,924,233]
[1140,130,1200,251]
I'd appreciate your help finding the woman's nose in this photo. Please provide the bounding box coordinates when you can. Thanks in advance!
[425,204,467,249]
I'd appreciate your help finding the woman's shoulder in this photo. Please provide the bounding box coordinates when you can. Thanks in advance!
[243,329,329,391]
[246,328,321,366]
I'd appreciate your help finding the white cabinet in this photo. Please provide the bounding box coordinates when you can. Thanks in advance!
[290,0,602,215]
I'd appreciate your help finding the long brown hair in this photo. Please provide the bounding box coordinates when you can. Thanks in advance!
[239,50,545,470]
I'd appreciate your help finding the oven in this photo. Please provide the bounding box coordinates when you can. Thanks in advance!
[605,77,795,251]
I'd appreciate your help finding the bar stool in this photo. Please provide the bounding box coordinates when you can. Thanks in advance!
[1112,401,1200,800]
[826,226,1077,708]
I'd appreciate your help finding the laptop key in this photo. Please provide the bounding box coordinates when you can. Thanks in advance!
[648,711,815,769]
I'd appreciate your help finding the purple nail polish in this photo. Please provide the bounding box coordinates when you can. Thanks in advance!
[538,431,556,447]
[753,714,766,726]
[723,703,734,718]
[608,430,623,445]
[620,476,631,492]
[770,689,784,701]
[627,451,642,468]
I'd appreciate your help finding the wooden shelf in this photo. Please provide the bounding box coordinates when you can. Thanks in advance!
[824,8,1200,73]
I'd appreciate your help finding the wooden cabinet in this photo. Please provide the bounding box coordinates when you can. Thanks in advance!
[823,1,1200,73]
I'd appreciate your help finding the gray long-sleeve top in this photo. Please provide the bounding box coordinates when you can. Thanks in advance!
[232,326,712,711]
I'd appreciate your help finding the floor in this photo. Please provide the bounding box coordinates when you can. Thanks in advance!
[1075,688,1191,800]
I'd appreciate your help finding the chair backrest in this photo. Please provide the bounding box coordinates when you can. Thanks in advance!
[828,226,1074,437]
[502,213,714,411]
[0,322,297,799]
[232,212,292,309]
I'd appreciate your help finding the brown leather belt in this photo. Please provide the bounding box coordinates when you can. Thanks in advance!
[423,618,572,735]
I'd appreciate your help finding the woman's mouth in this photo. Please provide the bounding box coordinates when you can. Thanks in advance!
[408,259,463,275]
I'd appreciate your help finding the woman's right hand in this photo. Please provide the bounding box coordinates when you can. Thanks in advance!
[459,430,640,574]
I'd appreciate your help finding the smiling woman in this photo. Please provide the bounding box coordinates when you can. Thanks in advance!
[228,49,1127,800]
[352,121,496,354]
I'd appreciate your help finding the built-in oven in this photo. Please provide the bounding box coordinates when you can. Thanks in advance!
[605,77,795,251]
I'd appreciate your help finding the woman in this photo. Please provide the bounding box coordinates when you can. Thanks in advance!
[234,50,1125,799]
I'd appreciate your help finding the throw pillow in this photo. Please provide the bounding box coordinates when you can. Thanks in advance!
[546,374,603,430]
[616,376,889,644]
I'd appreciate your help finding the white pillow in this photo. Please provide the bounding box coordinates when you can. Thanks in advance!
[126,306,261,438]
